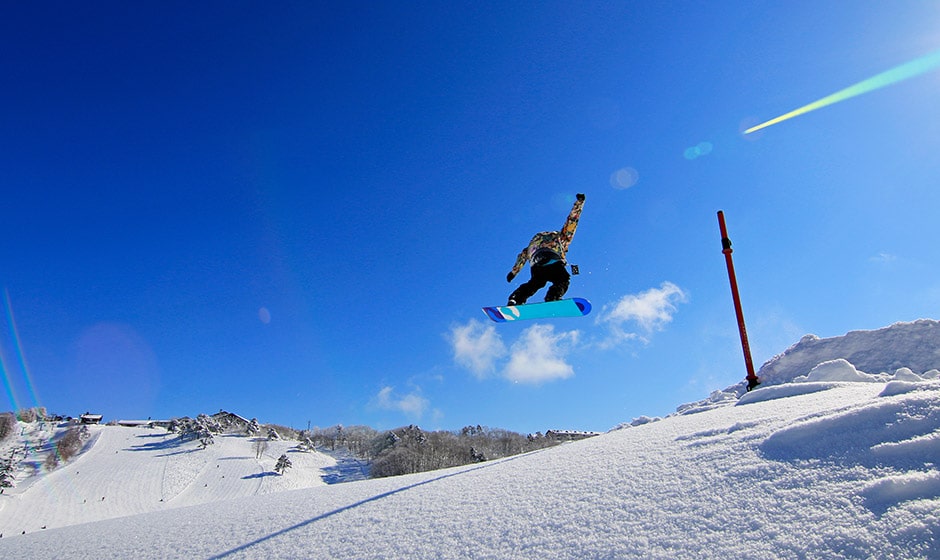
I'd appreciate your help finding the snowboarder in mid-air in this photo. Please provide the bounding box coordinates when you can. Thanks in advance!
[506,193,585,306]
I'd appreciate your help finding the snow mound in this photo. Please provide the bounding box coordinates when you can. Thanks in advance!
[679,319,940,414]
[756,319,940,385]
[737,381,844,406]
[797,358,873,383]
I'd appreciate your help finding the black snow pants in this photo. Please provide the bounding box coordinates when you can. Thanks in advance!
[509,261,570,305]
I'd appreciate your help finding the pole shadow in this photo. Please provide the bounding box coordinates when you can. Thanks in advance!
[208,449,544,559]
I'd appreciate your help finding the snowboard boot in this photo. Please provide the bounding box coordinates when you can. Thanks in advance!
[545,283,568,302]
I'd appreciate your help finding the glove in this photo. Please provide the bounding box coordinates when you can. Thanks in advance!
[576,193,585,201]
[506,272,516,283]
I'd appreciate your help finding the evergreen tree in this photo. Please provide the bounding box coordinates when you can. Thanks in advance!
[275,454,292,475]
[296,435,316,452]
[174,416,216,446]
[0,455,14,489]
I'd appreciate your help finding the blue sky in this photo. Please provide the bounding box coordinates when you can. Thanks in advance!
[2,1,940,433]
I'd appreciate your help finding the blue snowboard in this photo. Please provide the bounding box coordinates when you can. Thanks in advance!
[483,298,592,323]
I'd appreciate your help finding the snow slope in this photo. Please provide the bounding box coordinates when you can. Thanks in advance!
[0,426,338,535]
[2,320,939,558]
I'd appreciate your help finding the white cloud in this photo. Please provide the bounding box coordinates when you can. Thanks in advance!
[448,319,507,378]
[870,252,897,264]
[375,386,429,418]
[446,283,688,384]
[601,282,689,344]
[504,324,579,384]
[448,319,579,385]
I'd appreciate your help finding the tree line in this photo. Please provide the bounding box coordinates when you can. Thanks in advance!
[300,423,560,478]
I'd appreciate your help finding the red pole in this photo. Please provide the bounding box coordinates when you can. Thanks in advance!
[717,211,760,391]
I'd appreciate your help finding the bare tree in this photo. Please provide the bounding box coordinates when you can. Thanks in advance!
[253,438,268,459]
[43,452,59,472]
[56,426,90,462]
[0,413,15,443]
[16,408,40,423]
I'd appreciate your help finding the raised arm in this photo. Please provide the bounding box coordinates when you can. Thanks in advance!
[559,193,585,247]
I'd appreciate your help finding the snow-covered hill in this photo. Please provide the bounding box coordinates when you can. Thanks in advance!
[0,423,359,536]
[2,319,940,558]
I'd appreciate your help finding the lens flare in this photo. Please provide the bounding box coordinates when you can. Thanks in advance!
[0,340,19,411]
[2,289,85,501]
[4,288,41,408]
[683,141,713,160]
[610,167,639,189]
[746,48,940,134]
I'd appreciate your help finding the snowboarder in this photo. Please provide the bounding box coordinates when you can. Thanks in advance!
[506,193,585,305]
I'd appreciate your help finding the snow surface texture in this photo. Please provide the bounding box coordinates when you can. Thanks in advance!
[2,320,940,559]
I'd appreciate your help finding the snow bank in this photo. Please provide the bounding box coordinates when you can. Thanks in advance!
[755,319,940,385]
[684,319,940,414]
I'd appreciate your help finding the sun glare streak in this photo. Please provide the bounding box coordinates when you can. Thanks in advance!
[0,340,20,412]
[5,288,41,408]
[2,287,85,499]
[746,48,940,134]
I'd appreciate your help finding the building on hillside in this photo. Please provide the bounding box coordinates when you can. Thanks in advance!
[80,413,103,425]
[545,429,603,442]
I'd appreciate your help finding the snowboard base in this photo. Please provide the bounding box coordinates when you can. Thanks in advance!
[483,298,592,323]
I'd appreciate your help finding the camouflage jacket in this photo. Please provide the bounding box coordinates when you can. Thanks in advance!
[510,197,584,276]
